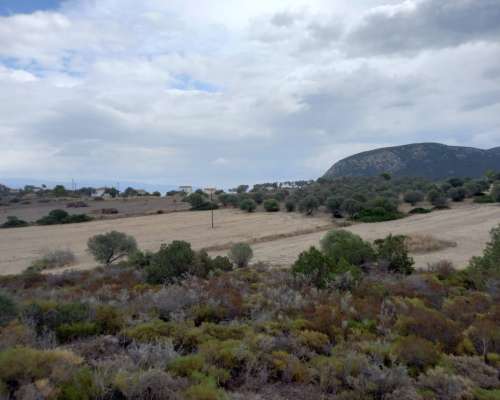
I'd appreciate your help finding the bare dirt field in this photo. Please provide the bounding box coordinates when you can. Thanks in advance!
[239,203,500,270]
[0,203,498,275]
[0,209,332,275]
[0,196,189,225]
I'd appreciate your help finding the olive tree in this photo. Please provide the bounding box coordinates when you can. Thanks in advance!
[87,231,138,265]
[228,243,253,268]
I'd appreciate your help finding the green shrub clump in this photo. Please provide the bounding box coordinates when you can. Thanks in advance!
[0,292,17,326]
[87,231,138,265]
[36,209,92,225]
[263,199,280,212]
[239,199,257,213]
[1,216,28,229]
[228,243,253,268]
[320,230,374,266]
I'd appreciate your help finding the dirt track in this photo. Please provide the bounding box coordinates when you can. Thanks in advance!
[0,203,498,275]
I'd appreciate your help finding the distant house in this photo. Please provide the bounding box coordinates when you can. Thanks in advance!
[203,187,217,196]
[179,186,193,195]
[92,188,107,198]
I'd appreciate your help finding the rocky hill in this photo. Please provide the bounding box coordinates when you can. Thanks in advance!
[323,143,500,180]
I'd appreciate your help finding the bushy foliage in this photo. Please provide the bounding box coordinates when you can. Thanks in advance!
[0,292,17,326]
[27,249,76,272]
[87,231,138,265]
[228,243,253,268]
[1,216,28,228]
[298,195,319,215]
[239,198,257,213]
[320,230,374,266]
[37,209,92,225]
[187,193,218,210]
[263,198,280,212]
[374,234,415,274]
[448,187,467,202]
[403,191,424,206]
[491,183,500,202]
[146,241,195,284]
[285,200,296,212]
[427,189,448,208]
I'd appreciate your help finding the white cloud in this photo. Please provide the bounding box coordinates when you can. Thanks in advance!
[0,0,499,186]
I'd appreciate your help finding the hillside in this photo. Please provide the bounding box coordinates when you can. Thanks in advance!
[323,143,500,180]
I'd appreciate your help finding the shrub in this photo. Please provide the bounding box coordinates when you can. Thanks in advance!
[403,191,424,206]
[298,195,319,216]
[263,199,280,212]
[37,209,92,225]
[354,208,403,223]
[408,207,432,214]
[0,292,17,326]
[448,187,466,202]
[146,241,195,284]
[87,231,138,265]
[393,336,440,375]
[239,199,257,213]
[1,216,28,228]
[326,196,344,216]
[320,230,374,266]
[186,193,217,211]
[123,320,171,342]
[285,200,296,212]
[468,225,500,285]
[341,199,364,217]
[427,190,447,208]
[27,249,76,272]
[56,322,100,342]
[292,247,334,288]
[374,234,414,274]
[228,243,253,268]
[491,183,500,202]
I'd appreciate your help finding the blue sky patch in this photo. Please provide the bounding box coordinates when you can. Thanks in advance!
[173,74,219,93]
[0,0,65,15]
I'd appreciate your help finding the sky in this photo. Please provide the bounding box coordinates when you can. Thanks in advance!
[1,0,500,188]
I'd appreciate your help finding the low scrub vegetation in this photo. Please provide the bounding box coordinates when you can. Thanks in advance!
[36,209,92,225]
[405,234,458,253]
[0,224,499,399]
[27,249,76,273]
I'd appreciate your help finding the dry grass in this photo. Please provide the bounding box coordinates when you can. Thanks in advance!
[404,234,457,254]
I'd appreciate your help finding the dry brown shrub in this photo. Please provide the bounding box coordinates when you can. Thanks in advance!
[405,234,457,254]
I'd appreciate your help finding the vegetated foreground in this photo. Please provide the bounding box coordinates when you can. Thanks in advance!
[0,209,332,275]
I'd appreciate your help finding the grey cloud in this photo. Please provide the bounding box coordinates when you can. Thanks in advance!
[461,90,500,111]
[346,0,500,56]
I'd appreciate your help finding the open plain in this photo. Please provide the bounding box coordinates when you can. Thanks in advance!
[0,202,498,275]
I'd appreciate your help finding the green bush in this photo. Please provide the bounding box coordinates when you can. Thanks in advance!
[427,190,447,208]
[408,207,432,214]
[354,208,404,222]
[299,195,319,215]
[326,196,344,216]
[1,216,28,228]
[27,249,76,272]
[374,234,414,274]
[87,231,138,265]
[36,209,92,225]
[0,292,17,326]
[228,243,253,268]
[491,183,500,202]
[56,322,100,342]
[403,191,424,206]
[239,199,257,213]
[263,199,280,212]
[285,200,296,212]
[123,320,171,342]
[146,240,195,284]
[292,247,333,288]
[474,195,495,204]
[320,230,374,266]
[448,187,466,202]
[393,336,440,375]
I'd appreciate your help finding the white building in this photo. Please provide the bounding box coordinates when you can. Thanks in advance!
[179,186,193,195]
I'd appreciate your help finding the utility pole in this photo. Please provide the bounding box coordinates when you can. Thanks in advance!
[210,190,214,229]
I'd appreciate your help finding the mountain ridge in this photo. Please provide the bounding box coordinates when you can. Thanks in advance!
[323,143,500,180]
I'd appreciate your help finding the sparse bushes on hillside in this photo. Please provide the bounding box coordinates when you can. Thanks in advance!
[87,231,138,265]
[1,216,28,229]
[285,200,296,212]
[427,189,448,208]
[448,187,466,202]
[36,209,92,225]
[491,183,500,202]
[186,192,218,211]
[228,243,253,268]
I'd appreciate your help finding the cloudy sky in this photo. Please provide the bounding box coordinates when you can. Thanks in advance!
[1,0,500,188]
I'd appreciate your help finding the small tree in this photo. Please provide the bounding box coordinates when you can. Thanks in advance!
[285,200,296,212]
[53,185,67,197]
[320,229,374,266]
[236,185,249,194]
[403,191,424,206]
[491,183,500,202]
[228,243,253,268]
[427,190,447,208]
[374,234,414,274]
[87,231,138,265]
[1,216,28,229]
[264,198,280,212]
[146,240,195,284]
[240,199,257,213]
[447,187,466,202]
[299,195,319,216]
[326,196,344,216]
[341,199,364,218]
[292,247,333,288]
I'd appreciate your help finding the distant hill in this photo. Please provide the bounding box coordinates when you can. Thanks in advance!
[323,143,500,180]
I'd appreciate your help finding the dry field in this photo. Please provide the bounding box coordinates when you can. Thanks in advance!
[0,203,498,275]
[0,196,189,225]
